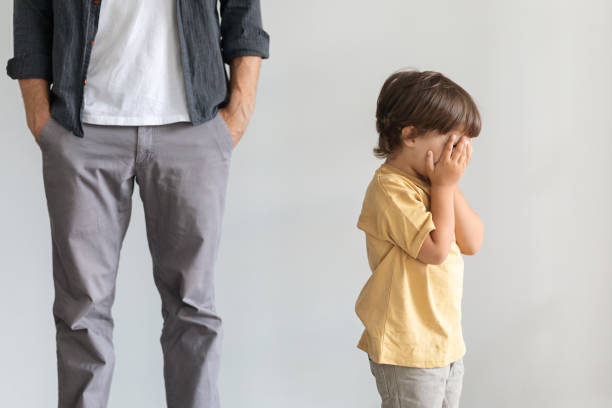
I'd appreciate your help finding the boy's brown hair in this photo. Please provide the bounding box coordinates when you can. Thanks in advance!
[374,69,481,159]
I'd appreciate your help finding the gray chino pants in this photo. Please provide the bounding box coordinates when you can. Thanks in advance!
[37,112,234,408]
[368,357,464,408]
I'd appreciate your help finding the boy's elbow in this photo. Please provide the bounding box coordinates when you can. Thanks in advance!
[417,247,448,265]
[416,234,450,265]
[459,234,484,255]
[430,253,448,265]
[460,246,479,255]
[427,247,449,264]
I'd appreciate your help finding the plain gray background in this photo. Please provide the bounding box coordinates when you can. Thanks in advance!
[1,0,611,407]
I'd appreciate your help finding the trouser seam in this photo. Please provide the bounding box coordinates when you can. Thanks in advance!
[392,364,402,408]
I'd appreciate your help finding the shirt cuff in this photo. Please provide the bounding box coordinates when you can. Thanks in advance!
[221,31,270,64]
[407,214,436,259]
[6,53,53,82]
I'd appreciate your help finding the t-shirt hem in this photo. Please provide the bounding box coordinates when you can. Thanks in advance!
[358,342,466,368]
[81,113,192,126]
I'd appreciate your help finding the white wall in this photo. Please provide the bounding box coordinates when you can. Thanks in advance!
[1,0,610,406]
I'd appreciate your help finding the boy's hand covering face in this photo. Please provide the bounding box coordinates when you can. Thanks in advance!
[425,133,469,187]
[448,135,472,165]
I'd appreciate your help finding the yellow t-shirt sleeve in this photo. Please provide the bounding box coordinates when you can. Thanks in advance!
[376,178,437,259]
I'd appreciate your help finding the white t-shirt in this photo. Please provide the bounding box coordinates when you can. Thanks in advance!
[80,0,191,125]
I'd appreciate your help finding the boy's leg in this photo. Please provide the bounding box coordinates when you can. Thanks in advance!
[443,358,464,408]
[133,113,233,408]
[40,118,137,407]
[368,356,449,408]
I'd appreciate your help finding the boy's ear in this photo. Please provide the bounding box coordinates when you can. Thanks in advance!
[400,126,416,146]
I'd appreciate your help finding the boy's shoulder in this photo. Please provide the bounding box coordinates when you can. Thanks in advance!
[357,164,433,239]
[366,164,428,205]
[358,166,430,236]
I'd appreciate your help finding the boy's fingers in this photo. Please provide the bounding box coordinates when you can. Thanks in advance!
[444,134,456,160]
[466,140,472,164]
[452,138,465,161]
[426,151,434,174]
[462,141,471,165]
[459,145,468,166]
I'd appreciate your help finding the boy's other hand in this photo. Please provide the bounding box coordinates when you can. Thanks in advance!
[425,134,469,188]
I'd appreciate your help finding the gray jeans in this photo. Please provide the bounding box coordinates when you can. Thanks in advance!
[38,112,233,408]
[368,356,464,408]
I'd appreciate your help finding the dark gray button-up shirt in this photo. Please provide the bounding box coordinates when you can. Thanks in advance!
[6,0,270,138]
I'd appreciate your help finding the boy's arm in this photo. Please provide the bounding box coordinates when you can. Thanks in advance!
[416,133,469,265]
[453,185,484,255]
[416,185,455,265]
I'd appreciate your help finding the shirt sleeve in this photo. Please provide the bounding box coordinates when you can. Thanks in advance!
[375,178,437,259]
[6,0,54,82]
[219,0,270,64]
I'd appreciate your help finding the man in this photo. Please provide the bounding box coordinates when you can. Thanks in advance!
[6,0,269,406]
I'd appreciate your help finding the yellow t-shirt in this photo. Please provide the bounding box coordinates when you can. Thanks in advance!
[355,163,466,368]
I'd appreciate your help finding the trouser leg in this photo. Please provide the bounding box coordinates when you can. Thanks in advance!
[368,356,450,408]
[443,358,464,408]
[134,113,233,408]
[40,118,137,408]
